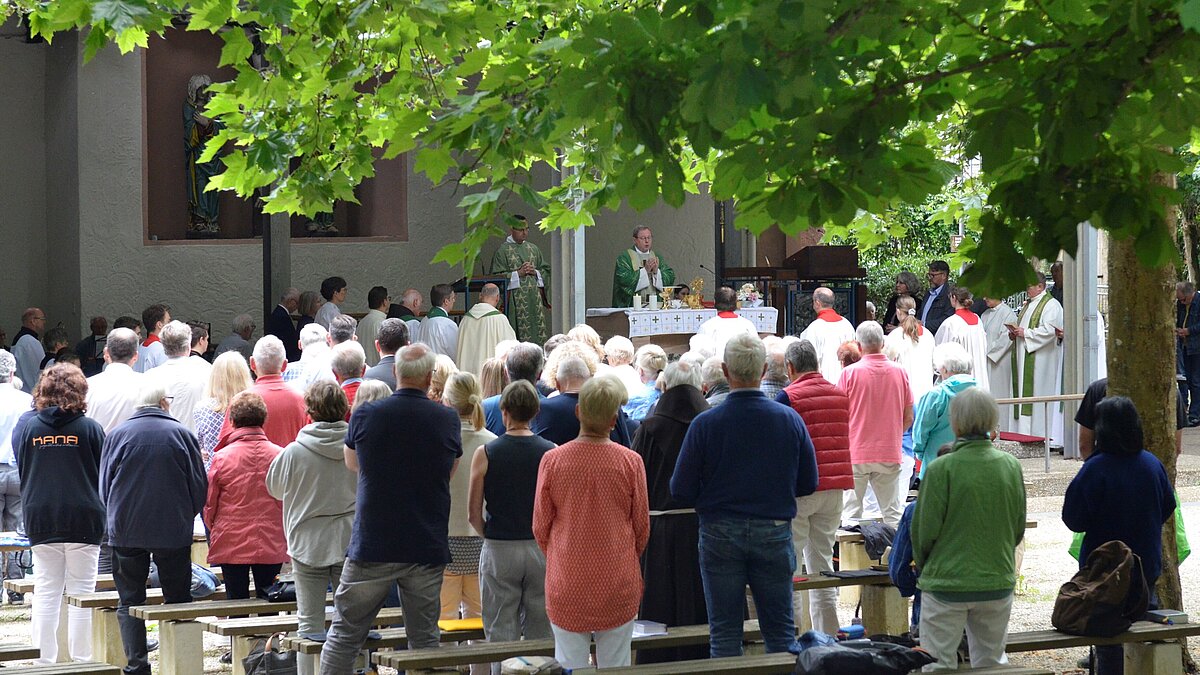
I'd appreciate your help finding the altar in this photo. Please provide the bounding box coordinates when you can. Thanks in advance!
[585,307,779,354]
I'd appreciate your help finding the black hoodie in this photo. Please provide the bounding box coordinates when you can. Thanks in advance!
[15,406,106,546]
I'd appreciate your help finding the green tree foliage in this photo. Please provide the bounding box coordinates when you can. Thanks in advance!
[5,0,1200,292]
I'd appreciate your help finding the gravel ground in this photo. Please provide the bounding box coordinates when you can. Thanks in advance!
[4,437,1200,673]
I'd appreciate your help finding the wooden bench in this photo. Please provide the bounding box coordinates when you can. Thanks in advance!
[66,587,230,669]
[129,596,325,675]
[201,607,405,675]
[0,664,121,674]
[571,655,1053,674]
[0,643,41,661]
[372,620,765,673]
[1006,621,1200,673]
[289,624,490,673]
[4,569,223,594]
[792,571,907,635]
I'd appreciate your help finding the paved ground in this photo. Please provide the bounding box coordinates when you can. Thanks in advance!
[3,430,1199,673]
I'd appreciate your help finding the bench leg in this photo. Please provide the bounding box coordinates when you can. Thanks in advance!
[860,585,909,636]
[297,651,319,675]
[56,595,70,662]
[839,541,872,606]
[231,635,261,675]
[158,619,203,675]
[92,608,127,668]
[1125,641,1183,675]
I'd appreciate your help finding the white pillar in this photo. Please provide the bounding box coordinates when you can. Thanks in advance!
[549,159,586,333]
[1062,222,1103,459]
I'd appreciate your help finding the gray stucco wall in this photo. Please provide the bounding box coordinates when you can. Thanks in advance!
[3,35,717,343]
[0,24,48,338]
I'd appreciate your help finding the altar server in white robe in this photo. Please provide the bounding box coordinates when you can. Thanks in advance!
[883,296,936,403]
[694,286,759,357]
[456,283,516,375]
[1010,273,1064,441]
[934,286,990,392]
[799,287,856,384]
[419,283,460,357]
[981,297,1018,431]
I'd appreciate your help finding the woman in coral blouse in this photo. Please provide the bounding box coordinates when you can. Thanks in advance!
[533,375,649,669]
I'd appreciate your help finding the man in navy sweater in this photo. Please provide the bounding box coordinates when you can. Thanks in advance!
[671,332,819,657]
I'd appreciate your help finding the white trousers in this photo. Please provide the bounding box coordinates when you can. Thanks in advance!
[792,490,842,635]
[550,619,634,669]
[862,454,914,521]
[31,543,100,663]
[919,592,1013,671]
[843,462,902,529]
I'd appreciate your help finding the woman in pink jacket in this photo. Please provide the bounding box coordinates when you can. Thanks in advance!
[204,391,288,599]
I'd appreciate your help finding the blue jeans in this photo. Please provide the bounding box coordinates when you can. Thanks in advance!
[1180,349,1200,420]
[698,518,796,657]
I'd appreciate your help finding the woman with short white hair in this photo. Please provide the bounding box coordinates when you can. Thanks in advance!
[912,342,977,479]
[533,376,649,669]
[912,387,1025,670]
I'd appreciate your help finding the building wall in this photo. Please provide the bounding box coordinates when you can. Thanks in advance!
[0,22,48,339]
[5,35,717,343]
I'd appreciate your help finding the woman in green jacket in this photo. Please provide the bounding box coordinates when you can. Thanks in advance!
[911,387,1026,670]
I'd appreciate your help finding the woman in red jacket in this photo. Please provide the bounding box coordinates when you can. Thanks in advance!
[204,391,287,599]
[775,340,854,635]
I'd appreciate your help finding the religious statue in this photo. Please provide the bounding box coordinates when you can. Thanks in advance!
[185,74,221,238]
[306,211,339,236]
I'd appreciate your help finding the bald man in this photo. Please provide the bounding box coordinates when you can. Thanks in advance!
[455,283,516,374]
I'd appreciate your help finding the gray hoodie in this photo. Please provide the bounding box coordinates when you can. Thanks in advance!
[265,420,357,567]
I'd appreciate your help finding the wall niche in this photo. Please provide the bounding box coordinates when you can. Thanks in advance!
[143,28,407,243]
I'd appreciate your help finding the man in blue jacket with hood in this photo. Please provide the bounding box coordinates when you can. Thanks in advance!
[100,382,207,675]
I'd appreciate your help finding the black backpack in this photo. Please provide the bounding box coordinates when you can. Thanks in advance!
[1052,540,1149,637]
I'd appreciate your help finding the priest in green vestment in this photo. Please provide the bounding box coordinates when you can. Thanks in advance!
[612,226,675,307]
[490,215,551,345]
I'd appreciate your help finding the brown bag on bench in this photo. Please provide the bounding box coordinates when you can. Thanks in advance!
[1052,540,1149,637]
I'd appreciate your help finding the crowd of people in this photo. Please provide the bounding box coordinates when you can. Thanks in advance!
[0,255,1178,675]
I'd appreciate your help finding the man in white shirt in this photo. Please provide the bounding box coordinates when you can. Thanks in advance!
[0,349,33,593]
[798,288,856,384]
[300,315,357,391]
[695,287,759,357]
[284,323,330,391]
[85,328,144,433]
[141,321,211,431]
[419,284,459,358]
[134,303,170,373]
[10,308,47,393]
[315,276,347,329]
[355,286,391,366]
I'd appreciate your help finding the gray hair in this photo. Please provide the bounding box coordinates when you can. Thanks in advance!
[160,321,193,357]
[701,356,727,387]
[784,340,819,375]
[329,315,358,344]
[106,328,140,364]
[604,336,635,365]
[764,340,788,382]
[813,287,836,308]
[855,321,884,351]
[299,323,328,349]
[950,386,998,437]
[505,342,545,384]
[281,287,300,303]
[136,381,170,408]
[1178,281,1196,295]
[555,355,591,387]
[330,341,366,379]
[723,332,766,383]
[480,284,500,301]
[635,344,667,378]
[232,313,256,335]
[933,341,972,376]
[252,335,287,374]
[396,343,437,382]
[662,360,702,390]
[0,350,15,383]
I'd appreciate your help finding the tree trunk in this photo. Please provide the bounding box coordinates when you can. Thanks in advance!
[1107,171,1191,669]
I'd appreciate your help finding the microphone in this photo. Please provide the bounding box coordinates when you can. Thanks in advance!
[698,264,717,278]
